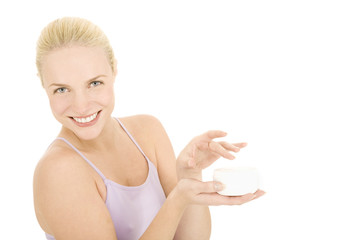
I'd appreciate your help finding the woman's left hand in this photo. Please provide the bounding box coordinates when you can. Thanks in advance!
[177,130,247,180]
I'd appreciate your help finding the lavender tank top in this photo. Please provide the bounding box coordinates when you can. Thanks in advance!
[45,118,166,240]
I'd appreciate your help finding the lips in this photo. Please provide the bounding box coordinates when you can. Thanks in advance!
[72,112,98,123]
[70,110,101,126]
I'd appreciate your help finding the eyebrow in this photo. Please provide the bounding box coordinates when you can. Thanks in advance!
[48,75,108,88]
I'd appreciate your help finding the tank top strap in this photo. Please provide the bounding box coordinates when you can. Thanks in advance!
[53,118,151,182]
[114,117,151,164]
[54,137,107,180]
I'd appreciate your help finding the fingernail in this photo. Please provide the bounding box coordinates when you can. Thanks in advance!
[214,182,224,191]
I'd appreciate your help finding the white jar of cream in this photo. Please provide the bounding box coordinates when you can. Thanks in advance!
[213,167,259,196]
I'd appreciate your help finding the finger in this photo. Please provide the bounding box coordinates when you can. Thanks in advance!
[252,189,266,200]
[182,180,224,195]
[196,192,255,206]
[203,130,227,141]
[219,141,242,153]
[191,182,264,205]
[232,142,248,149]
[209,141,235,160]
[200,181,224,193]
[226,193,255,205]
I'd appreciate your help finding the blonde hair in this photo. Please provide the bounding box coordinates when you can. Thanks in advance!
[36,17,116,84]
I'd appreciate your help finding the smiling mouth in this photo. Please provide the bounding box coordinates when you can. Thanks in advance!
[71,111,101,123]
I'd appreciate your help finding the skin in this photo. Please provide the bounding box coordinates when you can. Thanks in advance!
[33,45,265,240]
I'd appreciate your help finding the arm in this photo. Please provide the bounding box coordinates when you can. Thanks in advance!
[33,149,117,240]
[142,116,265,240]
[144,116,211,239]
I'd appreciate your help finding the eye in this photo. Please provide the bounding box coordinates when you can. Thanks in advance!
[90,81,103,88]
[54,87,68,94]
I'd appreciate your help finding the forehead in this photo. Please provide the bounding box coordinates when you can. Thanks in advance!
[41,46,111,86]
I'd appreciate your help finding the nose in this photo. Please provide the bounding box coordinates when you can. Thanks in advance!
[71,90,91,115]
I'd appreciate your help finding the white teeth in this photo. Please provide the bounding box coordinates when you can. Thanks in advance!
[73,112,98,123]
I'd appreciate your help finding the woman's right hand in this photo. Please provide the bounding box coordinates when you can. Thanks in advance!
[173,178,265,207]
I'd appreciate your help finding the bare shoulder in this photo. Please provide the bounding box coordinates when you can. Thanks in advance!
[33,141,116,239]
[33,141,90,190]
[34,142,84,187]
[118,114,167,146]
[118,115,167,165]
[33,142,91,227]
[119,114,164,134]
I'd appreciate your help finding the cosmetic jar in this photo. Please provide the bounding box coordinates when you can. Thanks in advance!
[213,167,259,196]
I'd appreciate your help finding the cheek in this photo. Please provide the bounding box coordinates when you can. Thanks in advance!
[49,97,70,116]
[99,86,115,106]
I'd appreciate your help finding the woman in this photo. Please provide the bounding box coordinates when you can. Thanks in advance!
[33,17,265,240]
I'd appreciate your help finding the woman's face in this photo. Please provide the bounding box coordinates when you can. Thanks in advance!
[41,46,116,140]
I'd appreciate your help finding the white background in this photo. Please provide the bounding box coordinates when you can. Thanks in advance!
[1,0,359,239]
